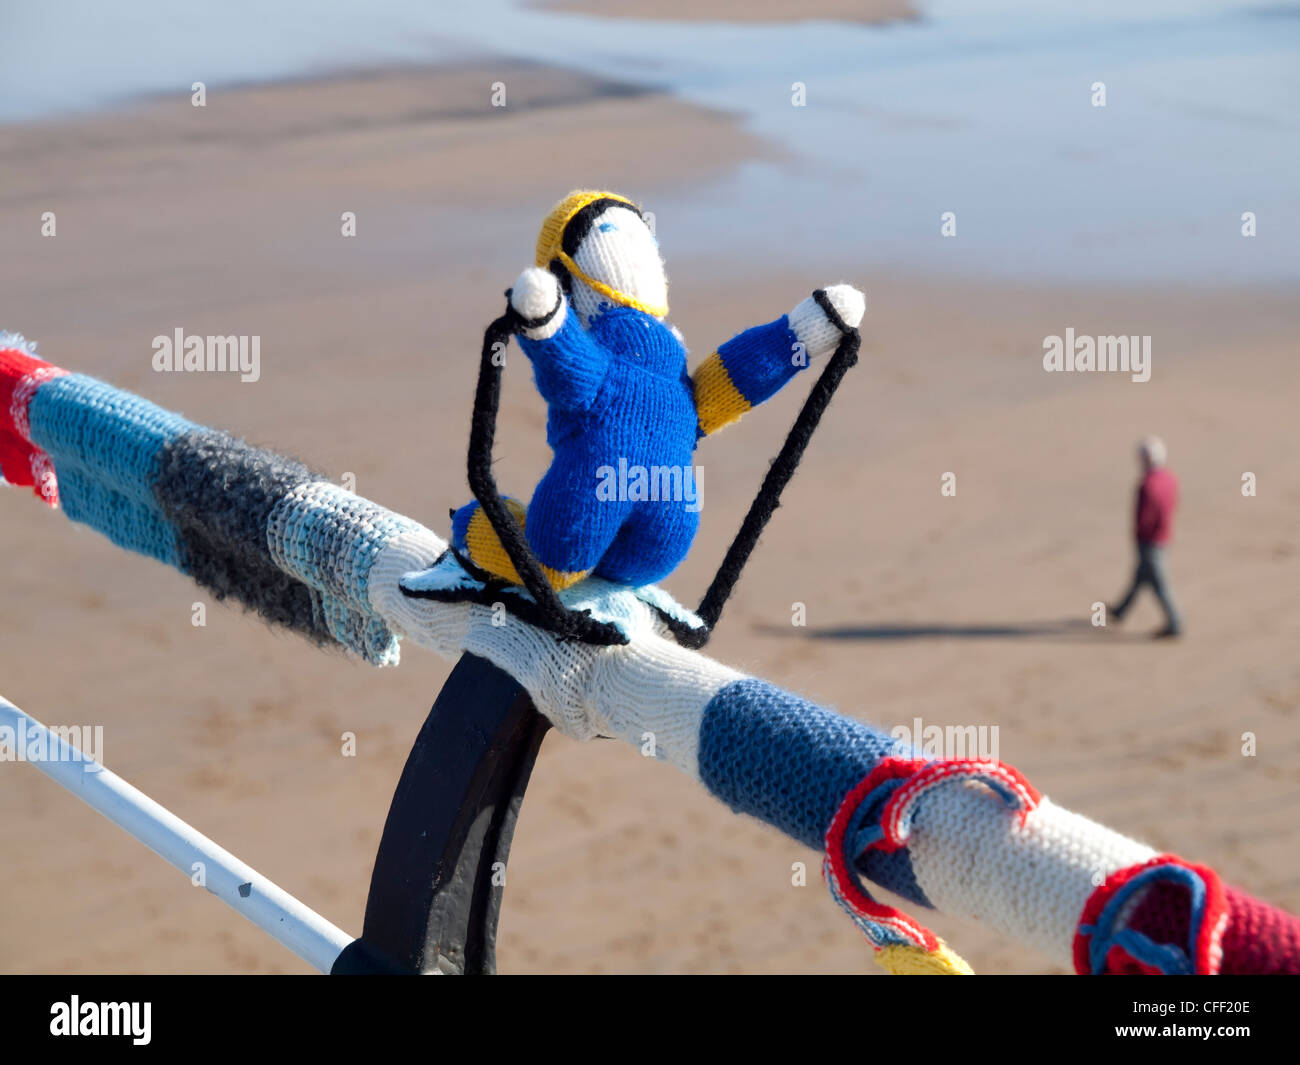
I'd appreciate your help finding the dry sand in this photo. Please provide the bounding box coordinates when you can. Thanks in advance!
[1,60,1297,975]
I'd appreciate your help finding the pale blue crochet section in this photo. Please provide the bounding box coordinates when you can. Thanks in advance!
[267,481,424,666]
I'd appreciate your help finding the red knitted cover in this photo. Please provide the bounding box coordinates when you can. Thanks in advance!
[1076,855,1300,975]
[0,346,62,502]
[1216,886,1299,975]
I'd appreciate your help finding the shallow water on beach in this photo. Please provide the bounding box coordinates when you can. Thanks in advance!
[2,0,1296,283]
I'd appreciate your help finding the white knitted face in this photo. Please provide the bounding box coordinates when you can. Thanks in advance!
[570,206,668,323]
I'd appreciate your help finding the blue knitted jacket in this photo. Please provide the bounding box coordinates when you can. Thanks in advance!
[467,303,803,586]
[522,305,698,468]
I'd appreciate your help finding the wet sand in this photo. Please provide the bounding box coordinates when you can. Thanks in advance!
[532,0,917,24]
[1,60,1297,975]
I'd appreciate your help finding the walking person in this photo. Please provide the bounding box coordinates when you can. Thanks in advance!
[1110,436,1183,638]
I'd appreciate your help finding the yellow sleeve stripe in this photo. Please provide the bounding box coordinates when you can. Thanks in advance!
[693,351,752,436]
[465,501,587,591]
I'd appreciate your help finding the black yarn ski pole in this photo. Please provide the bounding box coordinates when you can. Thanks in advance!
[696,289,861,632]
[467,300,627,646]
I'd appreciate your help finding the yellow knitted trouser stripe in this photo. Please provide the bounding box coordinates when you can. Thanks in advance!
[874,941,974,975]
[464,501,587,591]
[692,351,752,436]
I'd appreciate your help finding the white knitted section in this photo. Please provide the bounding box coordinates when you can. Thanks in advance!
[11,365,67,443]
[510,266,565,340]
[582,632,739,770]
[30,451,58,507]
[571,205,668,322]
[368,528,739,776]
[905,780,1157,967]
[789,284,866,360]
[569,279,605,327]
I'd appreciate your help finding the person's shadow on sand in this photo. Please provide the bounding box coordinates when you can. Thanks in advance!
[756,617,1158,643]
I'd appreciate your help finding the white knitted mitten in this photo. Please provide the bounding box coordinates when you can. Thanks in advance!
[789,284,865,361]
[510,266,565,339]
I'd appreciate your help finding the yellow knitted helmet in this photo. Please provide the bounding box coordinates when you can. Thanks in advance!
[534,190,667,317]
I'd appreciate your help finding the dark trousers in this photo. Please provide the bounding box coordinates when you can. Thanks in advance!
[1114,542,1182,631]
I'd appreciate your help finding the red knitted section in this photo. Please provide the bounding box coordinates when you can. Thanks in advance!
[1077,854,1300,975]
[0,346,64,503]
[1125,878,1300,974]
[1218,884,1300,975]
[1124,879,1190,953]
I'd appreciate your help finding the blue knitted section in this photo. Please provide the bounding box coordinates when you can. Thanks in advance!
[698,678,932,909]
[50,466,183,565]
[26,373,195,564]
[716,315,804,408]
[267,482,420,665]
[267,482,418,606]
[315,590,401,667]
[27,373,196,493]
[450,499,476,549]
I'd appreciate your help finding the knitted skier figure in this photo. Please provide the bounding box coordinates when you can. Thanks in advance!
[401,190,864,628]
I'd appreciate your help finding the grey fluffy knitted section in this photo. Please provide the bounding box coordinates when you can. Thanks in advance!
[152,427,333,647]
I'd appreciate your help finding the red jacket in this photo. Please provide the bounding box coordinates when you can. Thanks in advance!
[1136,467,1178,545]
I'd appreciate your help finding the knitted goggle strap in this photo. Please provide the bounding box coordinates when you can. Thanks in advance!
[823,757,1041,975]
[1074,855,1228,975]
[466,301,628,646]
[551,248,669,319]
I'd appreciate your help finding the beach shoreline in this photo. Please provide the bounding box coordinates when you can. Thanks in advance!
[529,0,918,24]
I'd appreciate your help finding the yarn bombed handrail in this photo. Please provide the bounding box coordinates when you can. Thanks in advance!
[3,331,1298,975]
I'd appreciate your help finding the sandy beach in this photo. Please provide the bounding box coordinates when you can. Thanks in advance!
[1,56,1297,976]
